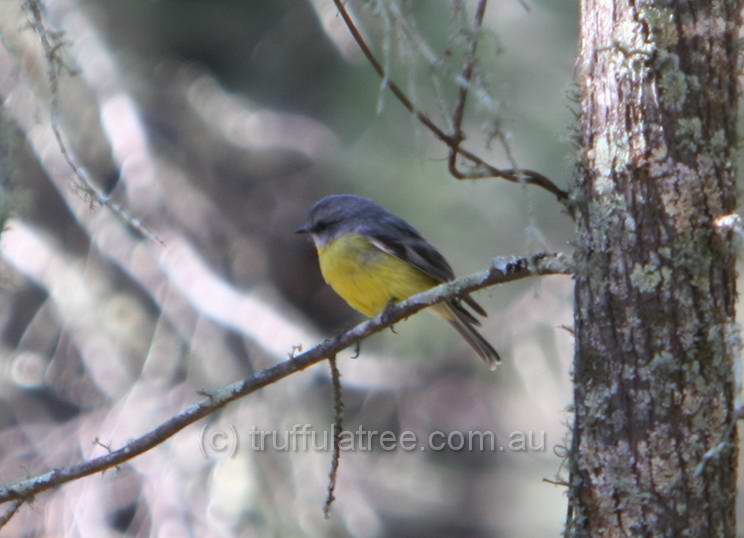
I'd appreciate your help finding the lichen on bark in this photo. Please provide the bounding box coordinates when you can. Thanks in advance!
[569,1,740,536]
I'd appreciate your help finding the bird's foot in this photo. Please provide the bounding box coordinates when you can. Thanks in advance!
[381,300,399,334]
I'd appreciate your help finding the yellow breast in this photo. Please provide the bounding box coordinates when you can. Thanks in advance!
[317,234,439,317]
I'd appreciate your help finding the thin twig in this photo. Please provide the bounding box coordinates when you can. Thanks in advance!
[323,355,344,518]
[333,0,568,204]
[448,0,488,175]
[0,251,571,505]
[25,0,162,244]
[542,478,569,487]
[0,500,23,530]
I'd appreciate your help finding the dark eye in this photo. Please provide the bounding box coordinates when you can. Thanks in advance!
[313,220,330,232]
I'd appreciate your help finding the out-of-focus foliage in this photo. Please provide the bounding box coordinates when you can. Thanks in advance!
[0,0,595,536]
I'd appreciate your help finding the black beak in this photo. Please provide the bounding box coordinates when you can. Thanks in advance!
[295,223,310,234]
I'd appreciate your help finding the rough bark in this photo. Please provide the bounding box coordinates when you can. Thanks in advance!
[569,1,741,536]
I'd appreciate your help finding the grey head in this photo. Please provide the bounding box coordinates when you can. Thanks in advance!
[296,194,418,248]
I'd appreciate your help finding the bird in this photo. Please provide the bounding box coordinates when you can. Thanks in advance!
[296,194,500,369]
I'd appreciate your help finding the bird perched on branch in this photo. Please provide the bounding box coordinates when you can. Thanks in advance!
[297,194,500,369]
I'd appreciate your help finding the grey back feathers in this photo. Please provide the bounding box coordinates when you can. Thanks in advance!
[300,194,500,368]
[302,194,455,282]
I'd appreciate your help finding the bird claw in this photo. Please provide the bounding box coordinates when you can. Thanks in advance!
[381,300,398,334]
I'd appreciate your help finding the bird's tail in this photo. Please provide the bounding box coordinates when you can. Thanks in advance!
[435,301,501,370]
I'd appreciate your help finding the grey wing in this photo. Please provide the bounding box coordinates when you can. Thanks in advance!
[368,232,454,283]
[363,212,454,281]
[367,220,488,319]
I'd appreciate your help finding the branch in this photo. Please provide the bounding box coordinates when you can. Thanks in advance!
[0,251,571,505]
[25,0,162,244]
[448,0,487,173]
[0,500,23,531]
[333,0,569,205]
[323,355,344,518]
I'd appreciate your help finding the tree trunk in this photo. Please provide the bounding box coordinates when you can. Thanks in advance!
[569,1,741,535]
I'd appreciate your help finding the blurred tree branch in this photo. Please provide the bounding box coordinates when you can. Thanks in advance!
[0,251,571,509]
[333,0,570,207]
[25,0,162,244]
[0,500,23,530]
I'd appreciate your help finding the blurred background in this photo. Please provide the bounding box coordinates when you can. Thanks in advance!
[0,0,726,536]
